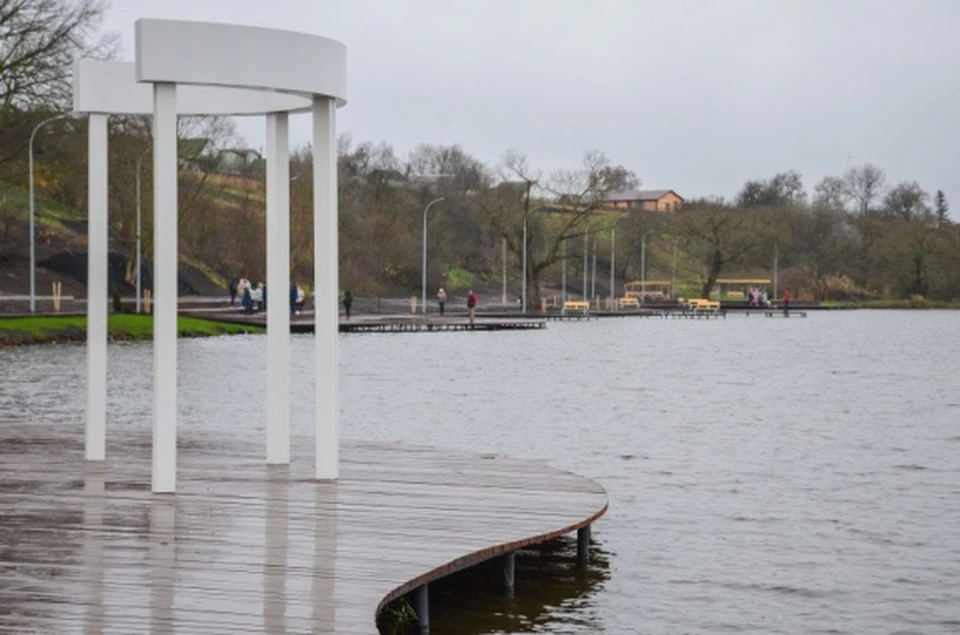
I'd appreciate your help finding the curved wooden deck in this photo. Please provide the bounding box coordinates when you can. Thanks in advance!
[0,422,607,633]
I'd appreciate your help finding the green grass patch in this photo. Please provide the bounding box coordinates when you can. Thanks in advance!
[444,266,475,290]
[0,314,263,346]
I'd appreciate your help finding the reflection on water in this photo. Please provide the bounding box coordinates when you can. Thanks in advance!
[429,536,611,634]
[264,465,289,633]
[3,311,960,633]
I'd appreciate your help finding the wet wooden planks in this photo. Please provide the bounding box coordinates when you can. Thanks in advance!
[0,423,606,634]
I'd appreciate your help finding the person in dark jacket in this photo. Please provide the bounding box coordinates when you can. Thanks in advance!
[242,283,253,314]
[343,290,354,320]
[290,283,298,316]
[228,277,239,306]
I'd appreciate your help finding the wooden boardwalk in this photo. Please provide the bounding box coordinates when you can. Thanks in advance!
[0,422,606,634]
[338,316,546,333]
[179,309,547,334]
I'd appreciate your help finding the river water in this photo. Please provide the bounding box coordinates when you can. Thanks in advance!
[1,310,959,634]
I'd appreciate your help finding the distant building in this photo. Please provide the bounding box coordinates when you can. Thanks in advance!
[216,148,263,175]
[604,189,684,212]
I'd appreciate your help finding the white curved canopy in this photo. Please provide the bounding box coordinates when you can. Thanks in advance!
[135,19,347,106]
[73,18,347,116]
[72,60,315,115]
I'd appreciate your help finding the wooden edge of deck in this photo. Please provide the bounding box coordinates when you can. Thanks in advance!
[375,473,609,616]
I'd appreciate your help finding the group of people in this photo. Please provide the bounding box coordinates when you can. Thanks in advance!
[746,286,791,315]
[229,277,305,315]
[436,287,479,322]
[746,287,771,308]
[228,279,482,321]
[229,278,266,314]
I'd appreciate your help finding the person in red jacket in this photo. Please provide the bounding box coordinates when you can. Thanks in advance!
[782,289,790,316]
[466,289,478,323]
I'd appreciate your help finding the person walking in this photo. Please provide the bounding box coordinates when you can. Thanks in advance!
[228,277,239,307]
[342,290,353,320]
[242,281,253,314]
[782,288,790,317]
[252,283,264,313]
[437,287,447,316]
[289,283,298,316]
[466,289,478,324]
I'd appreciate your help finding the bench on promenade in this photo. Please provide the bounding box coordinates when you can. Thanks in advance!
[563,300,590,314]
[686,298,720,313]
[618,297,640,309]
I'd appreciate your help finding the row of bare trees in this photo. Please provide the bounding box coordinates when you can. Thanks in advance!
[1,0,957,302]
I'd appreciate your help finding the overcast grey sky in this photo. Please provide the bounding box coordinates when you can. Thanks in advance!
[103,0,960,206]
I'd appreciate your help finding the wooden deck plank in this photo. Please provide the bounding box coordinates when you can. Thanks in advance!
[0,422,606,634]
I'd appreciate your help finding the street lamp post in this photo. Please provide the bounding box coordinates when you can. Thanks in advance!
[773,242,779,300]
[591,236,597,300]
[501,237,507,305]
[561,239,566,305]
[640,230,654,304]
[420,197,445,314]
[28,114,69,312]
[671,241,678,299]
[134,149,149,313]
[522,213,527,313]
[609,215,628,310]
[610,227,616,309]
[521,206,549,314]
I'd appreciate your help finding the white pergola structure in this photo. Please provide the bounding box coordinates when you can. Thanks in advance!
[73,19,346,493]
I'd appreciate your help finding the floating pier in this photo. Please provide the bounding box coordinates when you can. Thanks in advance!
[0,422,606,633]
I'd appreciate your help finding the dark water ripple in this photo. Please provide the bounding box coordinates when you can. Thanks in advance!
[1,310,960,633]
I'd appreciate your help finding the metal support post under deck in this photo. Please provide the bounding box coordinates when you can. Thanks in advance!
[500,550,516,593]
[415,583,429,633]
[577,524,591,563]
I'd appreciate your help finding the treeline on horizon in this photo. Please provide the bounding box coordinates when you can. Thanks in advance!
[1,0,958,303]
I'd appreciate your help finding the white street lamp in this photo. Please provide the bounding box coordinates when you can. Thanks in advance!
[135,148,150,313]
[28,114,70,312]
[420,197,445,314]
[609,214,628,310]
[640,229,654,304]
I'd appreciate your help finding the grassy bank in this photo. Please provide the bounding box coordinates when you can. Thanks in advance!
[0,314,263,346]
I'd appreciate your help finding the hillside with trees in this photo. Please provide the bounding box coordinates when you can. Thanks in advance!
[2,0,958,306]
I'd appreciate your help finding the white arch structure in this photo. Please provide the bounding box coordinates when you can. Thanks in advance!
[73,19,346,493]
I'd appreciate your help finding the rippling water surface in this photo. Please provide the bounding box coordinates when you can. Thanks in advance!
[2,310,959,634]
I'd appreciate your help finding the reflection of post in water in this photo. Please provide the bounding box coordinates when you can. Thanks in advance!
[149,496,176,635]
[83,464,106,634]
[311,481,338,632]
[428,535,612,634]
[263,465,289,633]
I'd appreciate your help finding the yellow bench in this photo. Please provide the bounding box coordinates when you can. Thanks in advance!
[728,291,745,299]
[618,297,640,309]
[686,298,720,312]
[563,300,590,314]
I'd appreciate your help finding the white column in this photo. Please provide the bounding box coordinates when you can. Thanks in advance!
[152,83,178,494]
[313,97,339,480]
[86,113,108,462]
[266,113,290,464]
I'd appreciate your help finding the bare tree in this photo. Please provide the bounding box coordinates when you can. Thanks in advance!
[812,175,846,210]
[843,164,886,215]
[0,0,116,118]
[883,181,930,221]
[736,170,806,208]
[681,206,765,298]
[480,149,638,305]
